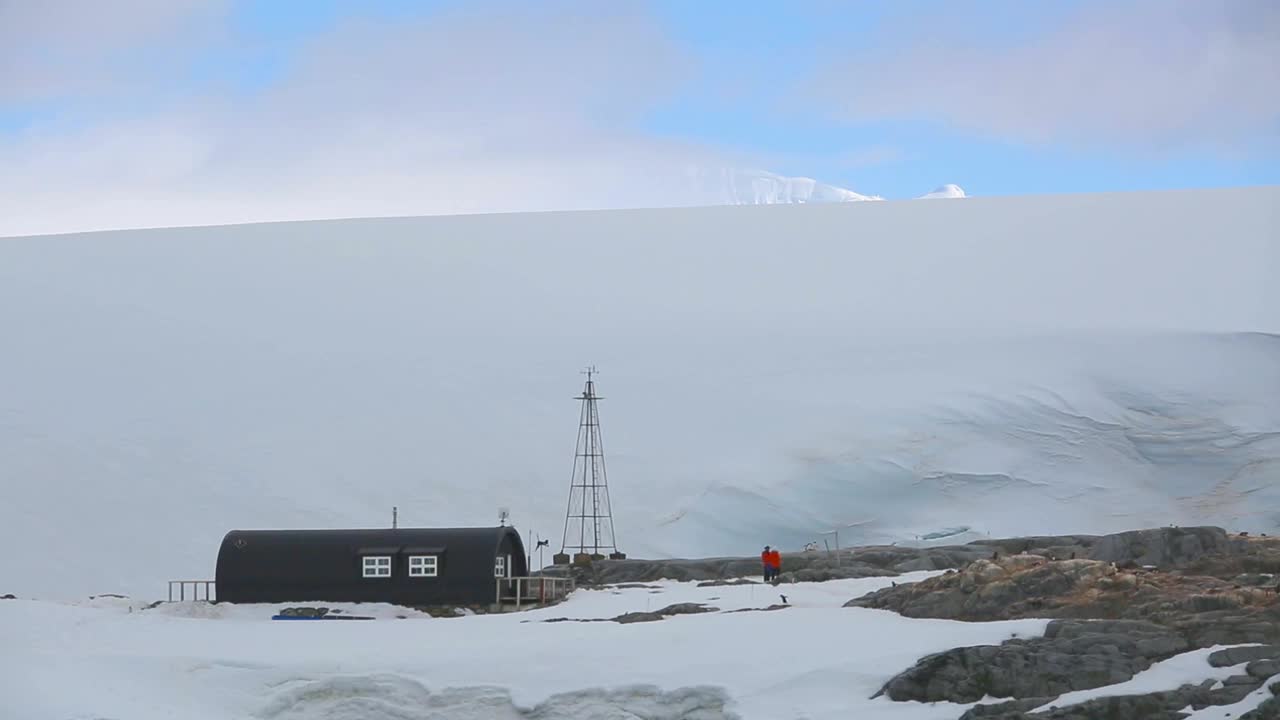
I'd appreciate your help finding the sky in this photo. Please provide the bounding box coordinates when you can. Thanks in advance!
[1,0,1278,236]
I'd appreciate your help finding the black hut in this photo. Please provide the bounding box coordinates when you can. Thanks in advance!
[215,526,527,606]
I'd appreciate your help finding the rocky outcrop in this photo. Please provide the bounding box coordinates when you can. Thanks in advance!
[961,680,1227,720]
[846,553,1280,645]
[1183,535,1280,581]
[876,620,1187,703]
[540,526,1270,589]
[1251,659,1280,678]
[1210,646,1280,667]
[615,603,718,624]
[1087,526,1233,568]
[539,603,719,625]
[855,529,1280,720]
[957,675,1280,719]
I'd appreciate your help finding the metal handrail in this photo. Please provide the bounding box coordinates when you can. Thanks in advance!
[494,575,576,611]
[167,579,216,602]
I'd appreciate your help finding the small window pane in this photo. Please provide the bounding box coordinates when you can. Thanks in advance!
[494,556,506,578]
[363,555,392,578]
[409,555,438,577]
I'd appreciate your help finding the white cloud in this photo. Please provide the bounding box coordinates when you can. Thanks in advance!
[811,0,1280,149]
[0,3,838,236]
[0,0,229,103]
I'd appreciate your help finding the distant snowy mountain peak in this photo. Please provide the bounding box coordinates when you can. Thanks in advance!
[919,184,967,199]
[695,168,883,205]
[699,169,967,205]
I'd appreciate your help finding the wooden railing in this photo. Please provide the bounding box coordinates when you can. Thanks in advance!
[493,575,575,611]
[167,580,216,602]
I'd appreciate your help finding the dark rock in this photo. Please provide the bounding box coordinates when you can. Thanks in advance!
[1183,535,1280,580]
[277,606,329,618]
[724,604,790,613]
[1249,659,1280,679]
[0,594,15,600]
[971,535,1101,555]
[1088,526,1233,569]
[875,619,1186,703]
[1224,673,1266,686]
[1210,646,1280,668]
[541,602,722,624]
[614,603,718,624]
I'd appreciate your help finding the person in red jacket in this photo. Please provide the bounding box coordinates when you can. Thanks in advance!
[761,545,782,582]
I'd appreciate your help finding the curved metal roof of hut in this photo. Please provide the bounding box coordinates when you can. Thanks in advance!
[214,526,527,604]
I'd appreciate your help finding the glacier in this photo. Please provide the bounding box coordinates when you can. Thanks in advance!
[0,186,1277,600]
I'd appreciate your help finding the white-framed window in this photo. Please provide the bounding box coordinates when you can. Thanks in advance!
[362,555,391,578]
[494,555,506,578]
[408,555,438,577]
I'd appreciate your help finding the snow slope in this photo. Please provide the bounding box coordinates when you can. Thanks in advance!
[0,186,1277,600]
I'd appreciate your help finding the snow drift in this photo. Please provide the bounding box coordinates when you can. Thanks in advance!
[0,186,1277,600]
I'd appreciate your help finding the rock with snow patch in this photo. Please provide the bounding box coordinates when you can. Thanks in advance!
[959,697,1056,718]
[614,603,718,624]
[875,619,1187,703]
[1031,681,1216,719]
[1210,645,1280,668]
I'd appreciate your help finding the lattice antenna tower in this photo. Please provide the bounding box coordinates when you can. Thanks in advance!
[557,366,624,562]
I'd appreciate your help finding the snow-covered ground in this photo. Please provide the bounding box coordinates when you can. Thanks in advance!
[1,187,1277,601]
[3,576,1267,720]
[1,575,1045,720]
